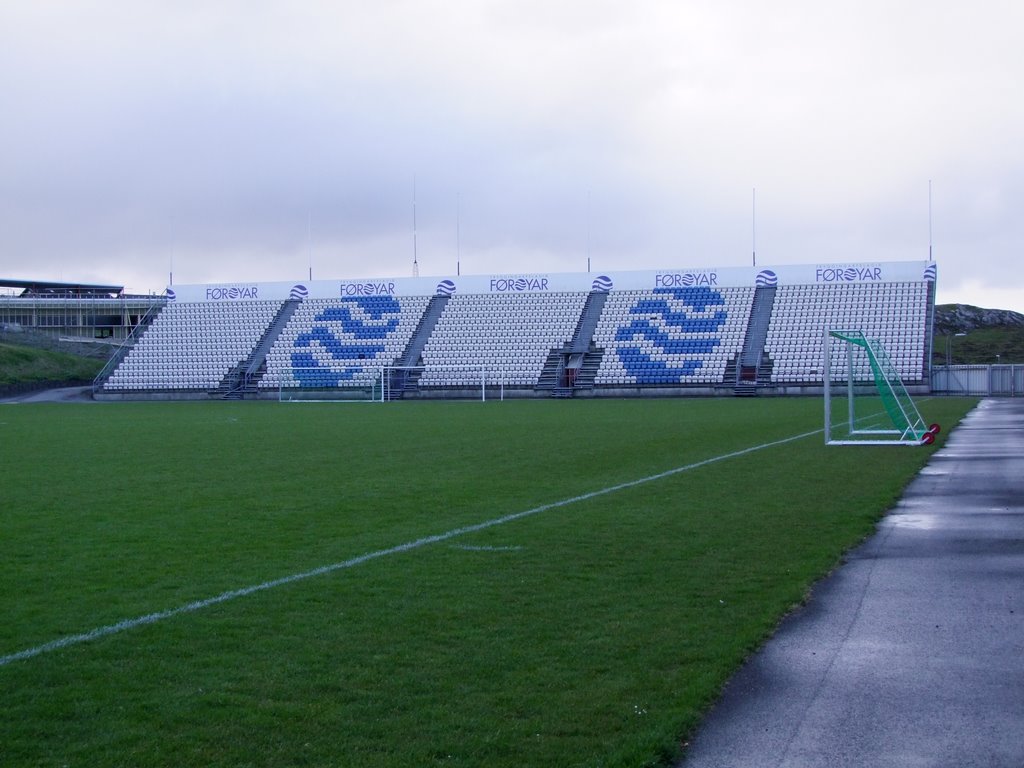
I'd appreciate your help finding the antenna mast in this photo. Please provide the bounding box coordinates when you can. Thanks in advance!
[586,188,591,272]
[412,176,419,277]
[928,179,933,262]
[752,187,757,267]
[169,218,175,286]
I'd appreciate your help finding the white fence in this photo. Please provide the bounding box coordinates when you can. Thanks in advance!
[931,365,1022,396]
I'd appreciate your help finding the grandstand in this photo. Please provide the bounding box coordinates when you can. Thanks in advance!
[92,261,937,400]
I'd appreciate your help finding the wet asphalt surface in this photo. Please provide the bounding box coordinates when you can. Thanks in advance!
[680,398,1024,767]
[0,385,94,404]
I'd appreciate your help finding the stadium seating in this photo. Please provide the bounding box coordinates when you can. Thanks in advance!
[259,295,431,392]
[104,300,282,391]
[593,286,754,386]
[418,292,587,387]
[100,273,933,396]
[765,282,929,383]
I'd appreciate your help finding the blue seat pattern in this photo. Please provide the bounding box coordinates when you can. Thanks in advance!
[614,286,727,383]
[291,296,402,386]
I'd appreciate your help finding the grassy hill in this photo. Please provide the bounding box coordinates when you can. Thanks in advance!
[932,327,1024,366]
[0,342,106,390]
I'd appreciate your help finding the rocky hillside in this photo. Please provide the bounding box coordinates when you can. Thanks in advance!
[934,304,1024,335]
[933,304,1024,365]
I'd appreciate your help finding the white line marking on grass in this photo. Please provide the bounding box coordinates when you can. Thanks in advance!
[0,427,821,668]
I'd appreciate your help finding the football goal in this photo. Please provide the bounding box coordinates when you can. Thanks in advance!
[823,330,939,446]
[381,364,493,401]
[276,364,493,402]
[276,367,381,402]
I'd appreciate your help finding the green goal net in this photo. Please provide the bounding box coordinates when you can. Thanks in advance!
[824,330,938,446]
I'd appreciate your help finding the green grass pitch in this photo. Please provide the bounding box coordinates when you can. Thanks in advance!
[0,396,977,767]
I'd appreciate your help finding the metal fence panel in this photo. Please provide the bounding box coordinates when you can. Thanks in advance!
[931,365,1021,396]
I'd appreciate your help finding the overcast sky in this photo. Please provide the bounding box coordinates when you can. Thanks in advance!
[1,1,1022,311]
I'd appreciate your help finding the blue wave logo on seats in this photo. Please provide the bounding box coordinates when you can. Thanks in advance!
[291,296,402,386]
[165,288,176,302]
[436,279,456,297]
[755,270,778,287]
[923,263,937,282]
[615,287,726,382]
[290,284,309,300]
[592,275,613,292]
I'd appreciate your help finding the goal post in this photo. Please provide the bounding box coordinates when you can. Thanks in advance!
[381,363,493,401]
[273,363,497,402]
[275,367,381,402]
[823,329,939,446]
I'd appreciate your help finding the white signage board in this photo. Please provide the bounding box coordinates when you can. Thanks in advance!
[166,261,935,302]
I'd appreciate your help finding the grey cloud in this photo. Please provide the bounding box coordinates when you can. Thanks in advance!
[1,2,1022,310]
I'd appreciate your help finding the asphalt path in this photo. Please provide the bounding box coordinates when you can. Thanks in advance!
[0,385,94,404]
[681,398,1024,767]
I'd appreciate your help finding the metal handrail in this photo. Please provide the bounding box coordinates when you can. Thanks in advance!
[91,298,167,394]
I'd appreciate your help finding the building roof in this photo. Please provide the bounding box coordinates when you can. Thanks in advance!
[0,279,125,298]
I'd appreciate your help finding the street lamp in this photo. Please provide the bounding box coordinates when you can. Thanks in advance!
[946,331,967,368]
[947,332,966,394]
[944,332,967,394]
